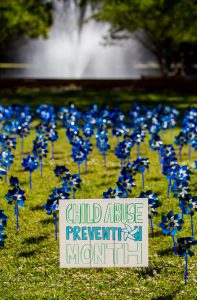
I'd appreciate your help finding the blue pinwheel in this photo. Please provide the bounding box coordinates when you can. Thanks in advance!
[131,128,146,156]
[96,130,110,169]
[62,173,81,199]
[162,156,178,198]
[33,135,48,176]
[46,128,58,160]
[5,177,26,228]
[149,134,163,151]
[0,133,16,151]
[132,157,150,189]
[82,123,94,138]
[36,104,54,122]
[171,180,190,199]
[16,119,30,155]
[0,210,8,248]
[71,144,87,177]
[103,187,128,199]
[177,237,197,284]
[140,190,161,237]
[44,187,70,240]
[83,139,92,174]
[54,166,70,180]
[0,149,14,182]
[0,167,7,180]
[116,173,135,197]
[174,132,187,161]
[159,211,184,255]
[22,155,38,189]
[9,176,19,188]
[115,138,133,169]
[179,195,197,238]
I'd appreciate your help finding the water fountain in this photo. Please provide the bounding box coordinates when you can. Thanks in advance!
[14,0,157,78]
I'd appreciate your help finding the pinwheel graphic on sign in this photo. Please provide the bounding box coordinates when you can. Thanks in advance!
[121,223,142,242]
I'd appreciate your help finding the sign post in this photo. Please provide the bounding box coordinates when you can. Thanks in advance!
[59,198,148,268]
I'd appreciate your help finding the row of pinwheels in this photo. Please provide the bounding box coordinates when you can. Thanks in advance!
[103,133,197,284]
[0,103,196,285]
[175,107,197,160]
[0,102,193,182]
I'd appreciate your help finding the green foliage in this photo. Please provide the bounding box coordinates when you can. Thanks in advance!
[0,0,52,49]
[84,0,197,76]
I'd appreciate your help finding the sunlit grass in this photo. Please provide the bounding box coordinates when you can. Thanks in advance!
[0,90,197,299]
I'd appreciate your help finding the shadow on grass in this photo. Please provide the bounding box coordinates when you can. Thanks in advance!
[40,218,54,224]
[30,204,44,212]
[152,287,182,300]
[106,165,120,171]
[152,231,163,238]
[18,249,37,257]
[137,266,162,278]
[149,177,161,182]
[158,247,174,256]
[23,235,48,245]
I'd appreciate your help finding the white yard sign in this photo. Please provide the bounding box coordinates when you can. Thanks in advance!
[59,198,148,268]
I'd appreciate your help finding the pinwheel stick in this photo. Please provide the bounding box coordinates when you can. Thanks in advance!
[73,190,76,199]
[188,146,192,160]
[179,146,182,161]
[185,253,188,284]
[53,213,58,240]
[5,167,8,183]
[137,144,141,156]
[190,215,194,238]
[78,163,81,177]
[142,172,145,189]
[158,151,162,168]
[121,159,125,170]
[52,141,54,160]
[85,159,88,174]
[167,177,171,198]
[40,158,43,177]
[103,153,107,169]
[172,235,177,255]
[29,172,32,189]
[21,135,24,155]
[116,136,119,145]
[14,203,19,229]
[149,215,154,237]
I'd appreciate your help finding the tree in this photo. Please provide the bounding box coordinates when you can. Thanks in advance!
[82,0,197,76]
[0,0,52,51]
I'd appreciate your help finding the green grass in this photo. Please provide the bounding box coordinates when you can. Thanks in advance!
[0,89,197,299]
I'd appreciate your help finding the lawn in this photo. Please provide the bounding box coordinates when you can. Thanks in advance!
[0,88,197,300]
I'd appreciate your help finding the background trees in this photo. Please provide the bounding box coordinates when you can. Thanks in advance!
[0,0,52,51]
[83,0,197,76]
